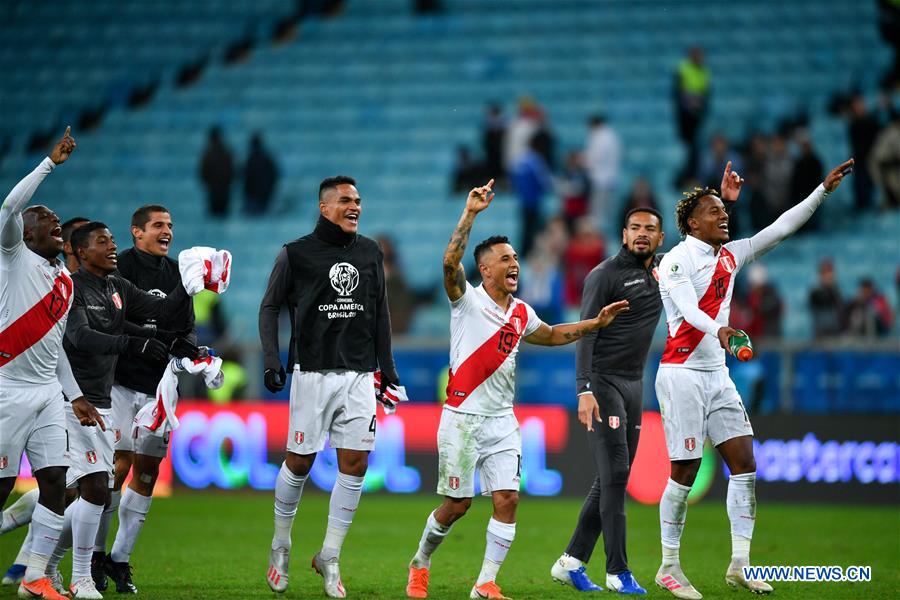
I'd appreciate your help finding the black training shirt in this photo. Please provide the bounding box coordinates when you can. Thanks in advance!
[576,246,663,390]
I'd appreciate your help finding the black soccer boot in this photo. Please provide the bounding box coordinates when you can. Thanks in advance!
[105,557,138,594]
[91,550,108,591]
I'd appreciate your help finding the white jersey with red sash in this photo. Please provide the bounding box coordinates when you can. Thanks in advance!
[445,282,543,416]
[658,235,755,370]
[0,157,75,385]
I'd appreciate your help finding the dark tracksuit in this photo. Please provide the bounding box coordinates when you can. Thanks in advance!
[566,246,663,574]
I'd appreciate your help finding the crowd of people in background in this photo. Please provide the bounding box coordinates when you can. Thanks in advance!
[199,126,280,217]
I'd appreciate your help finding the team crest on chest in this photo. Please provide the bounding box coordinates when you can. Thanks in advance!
[329,262,359,296]
[509,313,524,335]
[719,255,736,273]
[111,291,123,310]
[651,267,659,281]
[608,416,620,429]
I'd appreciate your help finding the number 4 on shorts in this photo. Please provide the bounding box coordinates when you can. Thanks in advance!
[369,415,377,433]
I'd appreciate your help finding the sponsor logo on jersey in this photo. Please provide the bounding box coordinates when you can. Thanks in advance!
[448,476,460,490]
[86,450,97,464]
[329,262,359,296]
[623,278,644,288]
[295,431,304,444]
[111,292,123,310]
[719,255,736,273]
[608,416,620,429]
[148,288,167,298]
[0,455,7,469]
[684,437,696,452]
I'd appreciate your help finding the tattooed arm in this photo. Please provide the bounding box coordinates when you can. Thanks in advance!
[443,179,495,302]
[525,299,630,346]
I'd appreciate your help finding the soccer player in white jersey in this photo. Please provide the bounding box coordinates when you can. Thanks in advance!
[405,180,629,600]
[653,158,853,599]
[0,128,104,600]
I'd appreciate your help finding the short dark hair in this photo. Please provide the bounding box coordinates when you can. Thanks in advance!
[319,175,357,200]
[473,235,510,265]
[675,187,718,237]
[69,221,110,262]
[60,217,89,243]
[131,205,169,230]
[624,206,663,228]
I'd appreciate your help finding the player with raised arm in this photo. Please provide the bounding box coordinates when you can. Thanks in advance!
[654,159,853,599]
[405,180,629,600]
[0,128,101,600]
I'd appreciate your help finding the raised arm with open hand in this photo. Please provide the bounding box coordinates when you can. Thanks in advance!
[442,179,494,301]
[526,299,630,346]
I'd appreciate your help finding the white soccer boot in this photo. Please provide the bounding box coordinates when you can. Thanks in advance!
[725,566,773,594]
[655,564,702,599]
[266,547,290,593]
[311,552,346,598]
[69,576,104,599]
[48,571,66,595]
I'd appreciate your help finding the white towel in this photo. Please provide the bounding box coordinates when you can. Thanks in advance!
[372,370,409,415]
[178,246,232,296]
[134,355,224,436]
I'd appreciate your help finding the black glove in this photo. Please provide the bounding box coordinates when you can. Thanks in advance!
[155,327,192,345]
[264,366,286,393]
[124,336,168,362]
[169,337,201,360]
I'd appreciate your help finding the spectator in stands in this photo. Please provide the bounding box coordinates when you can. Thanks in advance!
[809,259,845,338]
[846,94,882,210]
[742,264,783,339]
[762,132,793,218]
[869,110,900,209]
[376,235,416,335]
[846,278,894,337]
[503,96,542,174]
[542,215,569,259]
[560,151,591,230]
[531,109,557,171]
[673,46,711,186]
[584,114,621,232]
[699,133,740,190]
[563,216,605,308]
[511,137,554,258]
[243,132,279,215]
[520,235,564,324]
[618,177,659,232]
[789,133,823,232]
[744,133,771,231]
[482,103,507,186]
[199,126,234,217]
[451,146,486,194]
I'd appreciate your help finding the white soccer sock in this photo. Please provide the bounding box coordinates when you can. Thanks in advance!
[727,472,756,568]
[320,472,364,561]
[0,488,39,534]
[45,502,74,577]
[660,478,692,566]
[476,518,516,586]
[411,511,453,568]
[24,504,64,583]
[14,524,34,565]
[70,498,104,580]
[110,488,152,563]
[95,488,121,553]
[272,462,307,550]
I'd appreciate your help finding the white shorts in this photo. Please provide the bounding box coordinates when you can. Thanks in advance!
[436,409,521,498]
[65,403,115,488]
[287,369,376,454]
[655,366,754,461]
[111,384,169,458]
[0,379,69,476]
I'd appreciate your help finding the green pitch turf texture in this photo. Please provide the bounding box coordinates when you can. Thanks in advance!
[1,492,896,599]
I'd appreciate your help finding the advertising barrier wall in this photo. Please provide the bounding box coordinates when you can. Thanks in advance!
[25,402,881,504]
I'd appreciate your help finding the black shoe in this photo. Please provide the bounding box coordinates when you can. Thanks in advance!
[91,550,108,591]
[105,557,138,594]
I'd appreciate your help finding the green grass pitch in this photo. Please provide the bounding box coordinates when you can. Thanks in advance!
[1,492,897,599]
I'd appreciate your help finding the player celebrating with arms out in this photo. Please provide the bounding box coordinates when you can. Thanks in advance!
[405,180,629,600]
[654,158,853,599]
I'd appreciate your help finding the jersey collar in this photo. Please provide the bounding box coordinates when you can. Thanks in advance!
[685,234,716,256]
[475,283,517,316]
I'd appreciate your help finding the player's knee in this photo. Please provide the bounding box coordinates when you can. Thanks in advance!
[729,456,756,475]
[492,491,518,520]
[336,450,369,477]
[285,452,314,477]
[443,497,472,520]
[610,462,631,486]
[79,476,109,506]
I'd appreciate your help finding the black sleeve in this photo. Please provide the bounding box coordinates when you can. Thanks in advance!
[575,266,611,395]
[184,300,198,346]
[65,300,128,355]
[374,250,398,381]
[258,247,292,371]
[121,277,189,323]
[123,321,154,337]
